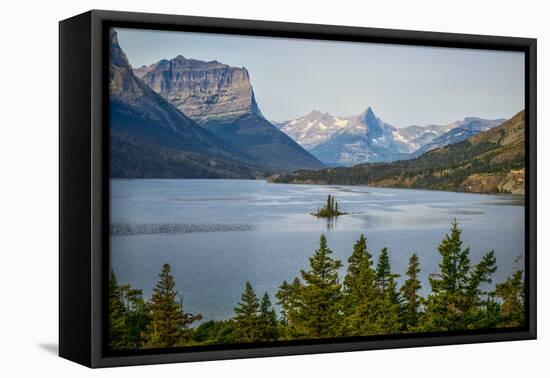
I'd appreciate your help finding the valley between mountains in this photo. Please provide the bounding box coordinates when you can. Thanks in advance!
[109,29,525,194]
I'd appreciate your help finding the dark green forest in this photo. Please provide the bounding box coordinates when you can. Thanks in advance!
[109,221,525,351]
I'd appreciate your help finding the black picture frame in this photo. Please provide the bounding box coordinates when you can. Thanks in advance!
[59,9,537,368]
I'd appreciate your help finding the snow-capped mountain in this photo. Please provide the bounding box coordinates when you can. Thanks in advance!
[274,110,354,149]
[276,108,505,166]
[410,117,505,157]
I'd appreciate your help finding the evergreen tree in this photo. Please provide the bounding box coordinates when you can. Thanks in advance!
[119,284,149,349]
[343,235,369,292]
[375,247,402,333]
[465,250,497,327]
[377,280,402,334]
[495,270,525,327]
[376,247,393,294]
[341,235,368,332]
[109,271,128,350]
[295,234,343,338]
[401,254,422,331]
[233,281,262,342]
[430,219,471,294]
[276,277,303,339]
[143,264,188,348]
[258,292,280,341]
[423,221,497,331]
[342,236,382,335]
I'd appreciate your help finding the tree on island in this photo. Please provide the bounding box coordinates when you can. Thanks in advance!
[313,194,346,218]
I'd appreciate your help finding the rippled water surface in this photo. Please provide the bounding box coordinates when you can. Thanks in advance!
[110,179,525,321]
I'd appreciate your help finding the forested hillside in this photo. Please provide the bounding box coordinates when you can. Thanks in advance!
[270,111,525,194]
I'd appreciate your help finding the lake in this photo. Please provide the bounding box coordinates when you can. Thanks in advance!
[110,179,525,322]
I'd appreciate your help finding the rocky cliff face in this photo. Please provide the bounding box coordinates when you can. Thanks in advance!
[134,53,323,171]
[110,30,222,152]
[134,56,263,122]
[108,29,265,178]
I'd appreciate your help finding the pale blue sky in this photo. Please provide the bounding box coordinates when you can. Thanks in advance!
[116,27,524,127]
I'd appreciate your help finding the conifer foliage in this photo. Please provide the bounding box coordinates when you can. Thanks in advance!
[294,234,343,338]
[313,194,346,217]
[233,282,279,342]
[143,264,196,348]
[233,281,261,342]
[495,270,525,327]
[423,220,497,331]
[109,221,526,350]
[341,235,383,335]
[401,254,422,331]
[108,271,128,350]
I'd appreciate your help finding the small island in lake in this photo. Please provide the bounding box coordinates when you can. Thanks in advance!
[312,194,347,218]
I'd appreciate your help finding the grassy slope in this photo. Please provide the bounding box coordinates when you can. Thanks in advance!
[270,111,525,194]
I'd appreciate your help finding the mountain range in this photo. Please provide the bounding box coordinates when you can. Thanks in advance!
[109,29,323,178]
[110,27,521,191]
[270,110,525,194]
[276,109,505,166]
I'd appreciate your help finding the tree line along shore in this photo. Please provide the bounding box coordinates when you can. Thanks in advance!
[109,221,525,350]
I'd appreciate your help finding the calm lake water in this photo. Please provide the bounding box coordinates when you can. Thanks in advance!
[110,179,525,322]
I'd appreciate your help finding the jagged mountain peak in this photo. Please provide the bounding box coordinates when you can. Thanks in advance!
[279,106,505,166]
[306,109,327,117]
[109,29,130,69]
[362,106,376,118]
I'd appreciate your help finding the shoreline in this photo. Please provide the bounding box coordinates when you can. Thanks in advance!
[109,177,525,199]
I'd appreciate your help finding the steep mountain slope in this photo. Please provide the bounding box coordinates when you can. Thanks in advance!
[278,108,504,166]
[410,117,505,157]
[110,130,264,179]
[307,107,432,165]
[137,54,324,172]
[202,113,325,171]
[391,124,454,147]
[135,56,263,122]
[109,29,263,178]
[270,110,525,194]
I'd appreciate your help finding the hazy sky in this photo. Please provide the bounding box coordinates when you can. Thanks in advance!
[116,28,524,127]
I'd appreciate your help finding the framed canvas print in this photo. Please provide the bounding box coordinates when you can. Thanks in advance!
[59,10,537,368]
